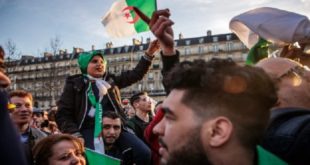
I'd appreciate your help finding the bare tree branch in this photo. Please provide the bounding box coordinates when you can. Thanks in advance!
[50,35,62,56]
[5,39,21,60]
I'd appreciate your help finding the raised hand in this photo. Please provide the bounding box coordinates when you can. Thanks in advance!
[146,39,160,57]
[134,8,176,55]
[149,9,175,55]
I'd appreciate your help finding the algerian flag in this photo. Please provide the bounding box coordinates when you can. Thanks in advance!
[85,148,121,165]
[102,0,157,38]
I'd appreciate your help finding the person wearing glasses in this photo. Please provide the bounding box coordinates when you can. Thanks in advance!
[256,57,310,165]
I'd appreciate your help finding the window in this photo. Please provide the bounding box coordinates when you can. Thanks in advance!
[185,47,191,55]
[226,42,234,51]
[124,46,129,52]
[213,36,218,42]
[185,40,191,45]
[149,83,154,91]
[199,38,204,44]
[148,72,154,80]
[212,44,219,52]
[198,46,204,54]
[226,34,232,41]
[174,41,178,47]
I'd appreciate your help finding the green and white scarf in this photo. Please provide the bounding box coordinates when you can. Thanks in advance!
[86,75,111,154]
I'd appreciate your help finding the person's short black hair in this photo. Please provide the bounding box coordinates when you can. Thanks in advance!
[40,120,49,128]
[130,91,147,106]
[102,111,121,120]
[165,58,278,151]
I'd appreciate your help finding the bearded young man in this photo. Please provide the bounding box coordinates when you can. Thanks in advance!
[153,59,287,165]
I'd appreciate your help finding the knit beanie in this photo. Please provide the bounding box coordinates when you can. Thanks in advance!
[78,50,106,74]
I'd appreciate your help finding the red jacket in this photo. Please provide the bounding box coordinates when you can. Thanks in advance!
[144,108,164,165]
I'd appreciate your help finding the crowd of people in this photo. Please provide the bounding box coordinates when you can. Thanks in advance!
[1,6,310,165]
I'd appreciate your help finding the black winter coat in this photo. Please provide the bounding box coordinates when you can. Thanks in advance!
[56,57,152,134]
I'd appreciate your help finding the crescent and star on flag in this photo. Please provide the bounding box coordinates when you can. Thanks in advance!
[122,6,150,24]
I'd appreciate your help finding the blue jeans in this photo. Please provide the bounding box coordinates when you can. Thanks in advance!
[81,128,151,165]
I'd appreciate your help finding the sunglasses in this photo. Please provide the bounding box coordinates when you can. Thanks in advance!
[277,65,310,82]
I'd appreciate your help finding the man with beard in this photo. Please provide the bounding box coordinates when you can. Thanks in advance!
[101,111,134,165]
[153,59,287,165]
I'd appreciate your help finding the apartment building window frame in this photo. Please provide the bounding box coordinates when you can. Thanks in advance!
[226,34,232,41]
[213,36,218,42]
[198,46,204,54]
[185,40,191,46]
[184,47,191,55]
[226,42,234,51]
[212,44,219,53]
[149,83,154,91]
[199,38,204,44]
[124,46,129,52]
[148,72,154,80]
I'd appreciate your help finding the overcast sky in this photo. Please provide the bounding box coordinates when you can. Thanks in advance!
[0,0,309,56]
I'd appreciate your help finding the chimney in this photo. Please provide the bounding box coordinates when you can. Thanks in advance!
[207,30,212,36]
[73,47,84,54]
[132,38,141,45]
[106,42,113,48]
[91,45,95,50]
[179,33,183,39]
[43,52,52,57]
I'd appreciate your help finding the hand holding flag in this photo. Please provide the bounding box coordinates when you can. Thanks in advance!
[133,8,176,55]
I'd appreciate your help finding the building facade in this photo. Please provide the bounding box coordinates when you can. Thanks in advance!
[6,32,248,110]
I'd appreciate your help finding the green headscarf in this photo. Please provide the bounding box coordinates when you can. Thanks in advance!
[78,50,106,74]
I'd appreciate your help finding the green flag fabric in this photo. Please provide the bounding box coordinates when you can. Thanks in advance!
[85,148,121,165]
[102,0,157,38]
[246,38,270,65]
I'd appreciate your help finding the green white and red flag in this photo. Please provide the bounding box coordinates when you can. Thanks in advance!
[102,0,157,38]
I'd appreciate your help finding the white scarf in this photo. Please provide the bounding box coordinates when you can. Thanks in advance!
[86,75,111,98]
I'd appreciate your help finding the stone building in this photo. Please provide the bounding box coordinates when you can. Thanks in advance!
[6,32,248,109]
